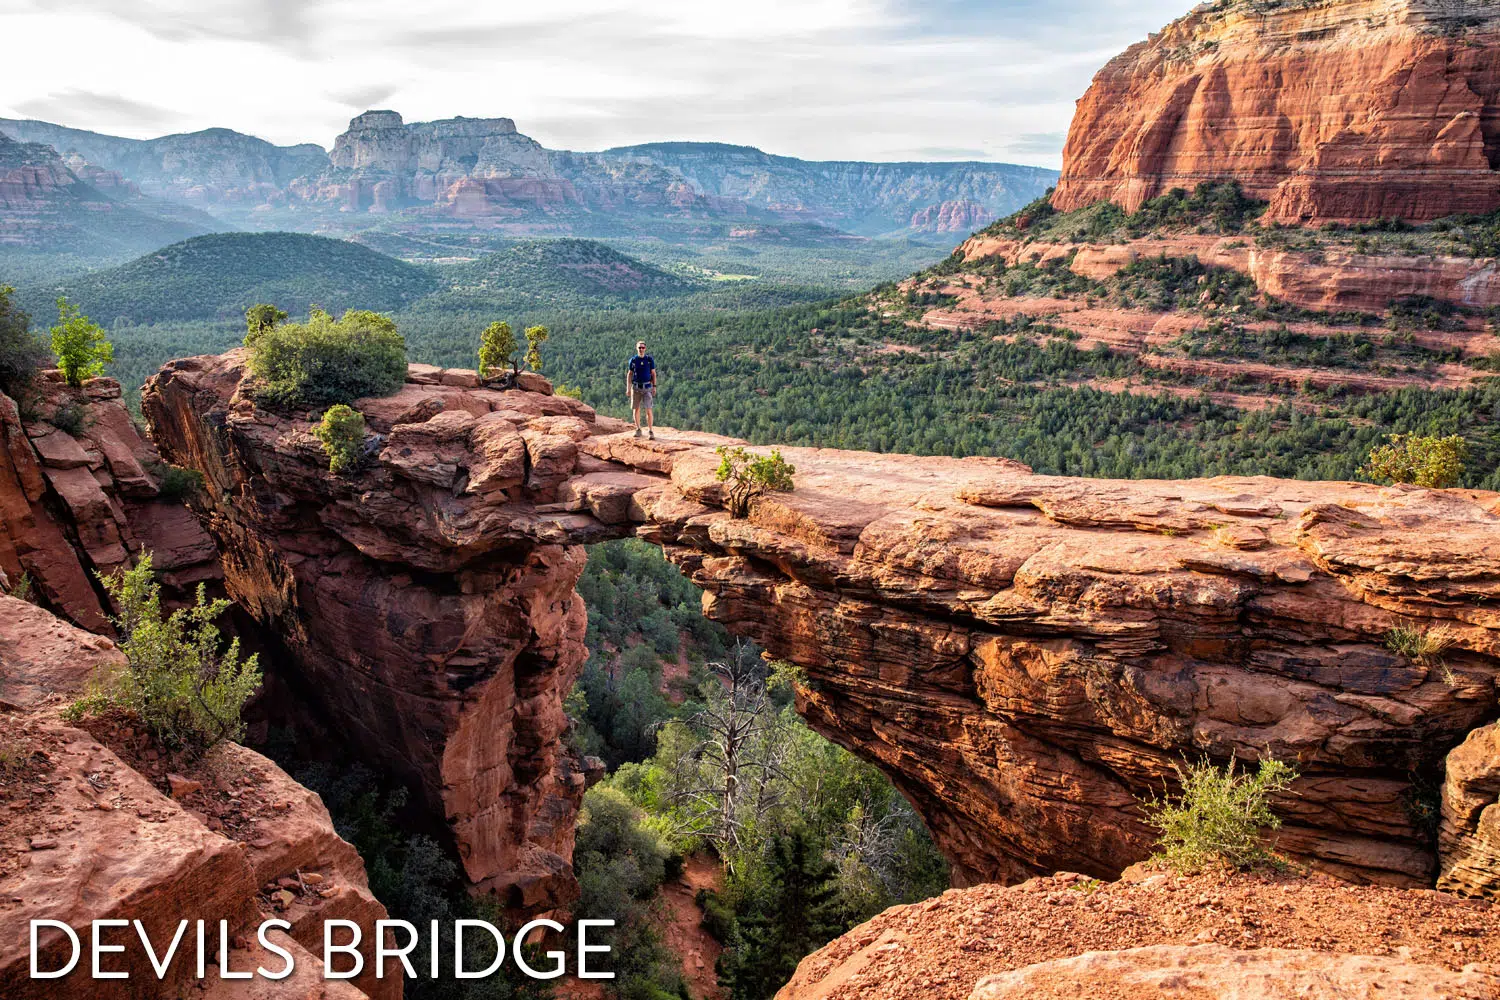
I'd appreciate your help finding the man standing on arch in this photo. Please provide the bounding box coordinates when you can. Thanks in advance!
[627,339,658,439]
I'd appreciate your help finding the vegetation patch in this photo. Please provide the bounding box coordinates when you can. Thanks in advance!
[65,555,261,748]
[245,307,407,408]
[312,404,367,475]
[979,181,1267,245]
[152,462,205,500]
[49,297,112,386]
[1385,620,1457,683]
[1360,432,1468,488]
[440,238,693,304]
[34,232,439,326]
[0,286,48,398]
[715,445,796,517]
[1141,757,1298,872]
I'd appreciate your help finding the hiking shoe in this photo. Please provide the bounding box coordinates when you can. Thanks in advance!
[634,428,642,438]
[648,430,655,440]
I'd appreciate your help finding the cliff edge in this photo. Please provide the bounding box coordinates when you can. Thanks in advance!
[1053,0,1500,223]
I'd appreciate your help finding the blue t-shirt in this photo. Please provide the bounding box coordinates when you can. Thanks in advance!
[629,354,655,387]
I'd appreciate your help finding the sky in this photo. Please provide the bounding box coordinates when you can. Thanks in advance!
[0,0,1188,168]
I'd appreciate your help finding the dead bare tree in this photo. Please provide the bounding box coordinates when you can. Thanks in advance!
[667,641,792,866]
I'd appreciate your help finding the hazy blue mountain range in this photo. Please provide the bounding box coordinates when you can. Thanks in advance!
[0,111,1057,264]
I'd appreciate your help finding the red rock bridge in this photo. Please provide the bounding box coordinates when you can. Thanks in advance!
[141,352,1500,911]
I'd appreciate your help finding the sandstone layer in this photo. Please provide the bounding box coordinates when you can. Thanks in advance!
[1440,721,1500,898]
[958,232,1500,316]
[0,594,393,1000]
[1053,0,1500,223]
[142,354,611,914]
[0,372,221,632]
[145,353,1500,901]
[771,870,1498,1000]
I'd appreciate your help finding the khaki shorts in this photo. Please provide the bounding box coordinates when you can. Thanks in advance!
[630,385,655,412]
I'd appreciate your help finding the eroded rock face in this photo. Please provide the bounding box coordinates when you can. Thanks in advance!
[0,373,221,632]
[0,595,393,1000]
[958,232,1500,314]
[1440,721,1500,898]
[144,352,1500,901]
[142,353,616,913]
[1053,0,1500,223]
[968,945,1496,1000]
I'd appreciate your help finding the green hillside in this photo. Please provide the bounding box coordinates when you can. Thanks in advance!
[29,232,439,325]
[435,238,694,304]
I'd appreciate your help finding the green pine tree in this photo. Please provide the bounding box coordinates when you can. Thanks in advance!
[721,829,844,1000]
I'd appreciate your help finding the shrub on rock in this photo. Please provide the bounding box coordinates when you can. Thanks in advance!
[65,553,261,746]
[715,445,796,518]
[312,404,367,475]
[49,297,112,388]
[246,307,406,408]
[1360,433,1467,489]
[1141,757,1297,872]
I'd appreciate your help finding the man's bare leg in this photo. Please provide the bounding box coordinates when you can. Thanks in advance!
[632,403,642,436]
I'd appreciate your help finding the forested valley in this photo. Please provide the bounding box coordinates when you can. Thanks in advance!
[4,209,1499,1000]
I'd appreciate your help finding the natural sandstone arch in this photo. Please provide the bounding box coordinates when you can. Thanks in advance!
[142,352,1500,906]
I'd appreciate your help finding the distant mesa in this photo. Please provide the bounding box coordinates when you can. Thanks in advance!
[0,108,1057,259]
[910,198,994,233]
[1054,0,1500,224]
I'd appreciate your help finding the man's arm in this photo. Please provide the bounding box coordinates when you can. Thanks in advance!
[651,360,658,387]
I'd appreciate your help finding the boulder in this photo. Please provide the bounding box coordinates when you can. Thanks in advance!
[1439,722,1500,898]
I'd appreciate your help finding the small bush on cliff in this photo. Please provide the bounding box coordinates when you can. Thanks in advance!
[0,286,48,398]
[153,462,205,501]
[477,320,550,381]
[715,445,795,518]
[1385,620,1457,684]
[49,400,86,436]
[5,570,34,604]
[477,320,517,380]
[65,554,261,747]
[312,404,367,475]
[246,307,406,408]
[1359,432,1467,489]
[1141,757,1297,872]
[243,302,287,345]
[49,297,113,387]
[524,324,549,373]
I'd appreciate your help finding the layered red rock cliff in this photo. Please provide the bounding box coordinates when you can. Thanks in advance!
[1053,0,1500,223]
[0,372,221,633]
[0,595,394,1000]
[143,352,1500,905]
[142,354,611,914]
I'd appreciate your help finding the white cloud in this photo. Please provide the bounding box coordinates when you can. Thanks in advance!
[0,0,1188,166]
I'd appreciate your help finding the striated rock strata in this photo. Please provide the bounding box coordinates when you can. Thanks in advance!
[1440,721,1500,898]
[957,231,1500,316]
[0,372,220,632]
[1054,0,1500,223]
[144,352,1500,901]
[0,594,393,1000]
